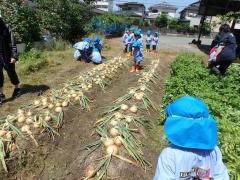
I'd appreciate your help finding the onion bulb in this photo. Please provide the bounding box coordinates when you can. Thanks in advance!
[6,132,12,140]
[17,109,25,116]
[72,94,77,98]
[114,136,123,146]
[10,143,17,152]
[125,116,132,123]
[74,96,80,101]
[109,128,119,137]
[41,97,48,103]
[44,115,51,122]
[34,100,40,106]
[120,104,129,111]
[140,86,146,91]
[129,89,135,94]
[130,105,138,113]
[55,102,61,107]
[26,111,32,116]
[110,120,118,127]
[33,122,41,129]
[103,138,114,147]
[106,145,119,155]
[84,164,95,178]
[18,116,26,123]
[21,125,30,133]
[42,101,48,107]
[62,101,69,107]
[48,103,54,109]
[114,112,124,119]
[26,118,34,125]
[0,130,7,137]
[55,107,63,113]
[135,92,144,100]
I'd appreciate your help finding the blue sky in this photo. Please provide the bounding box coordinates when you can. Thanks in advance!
[114,0,197,12]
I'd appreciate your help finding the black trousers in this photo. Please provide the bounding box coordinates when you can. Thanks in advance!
[0,62,20,88]
[209,58,233,76]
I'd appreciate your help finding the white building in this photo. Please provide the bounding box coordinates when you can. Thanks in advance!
[180,1,211,28]
[94,0,114,12]
[148,2,177,19]
[116,2,146,18]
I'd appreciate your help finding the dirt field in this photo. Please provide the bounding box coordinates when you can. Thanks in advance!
[0,38,177,179]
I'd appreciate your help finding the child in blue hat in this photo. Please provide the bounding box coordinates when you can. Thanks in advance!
[131,41,144,72]
[93,36,103,54]
[154,96,229,180]
[145,30,152,52]
[152,32,159,53]
[73,38,92,63]
[91,48,102,65]
[122,28,130,53]
[127,27,135,54]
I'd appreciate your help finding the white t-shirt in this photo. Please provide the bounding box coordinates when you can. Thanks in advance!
[154,145,229,180]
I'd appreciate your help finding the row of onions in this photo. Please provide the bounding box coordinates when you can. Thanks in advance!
[82,60,160,179]
[0,57,128,172]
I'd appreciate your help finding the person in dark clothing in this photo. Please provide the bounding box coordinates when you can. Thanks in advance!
[0,18,21,103]
[209,24,237,76]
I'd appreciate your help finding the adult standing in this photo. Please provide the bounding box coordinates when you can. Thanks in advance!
[0,18,21,103]
[209,24,237,76]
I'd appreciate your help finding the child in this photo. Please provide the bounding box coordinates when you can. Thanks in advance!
[154,96,229,180]
[122,28,129,53]
[93,36,103,54]
[73,38,91,63]
[145,30,152,52]
[152,32,159,52]
[91,48,102,65]
[208,45,219,67]
[131,41,144,72]
[127,27,135,53]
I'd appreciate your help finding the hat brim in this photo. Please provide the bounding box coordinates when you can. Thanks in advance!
[164,116,217,150]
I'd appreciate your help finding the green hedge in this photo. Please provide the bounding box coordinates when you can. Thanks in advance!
[160,53,240,178]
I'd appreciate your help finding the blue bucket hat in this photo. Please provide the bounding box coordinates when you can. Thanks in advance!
[85,38,91,43]
[93,37,100,45]
[137,29,142,34]
[147,30,151,35]
[164,96,217,150]
[130,27,135,32]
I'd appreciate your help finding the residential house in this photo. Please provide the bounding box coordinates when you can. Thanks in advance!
[94,0,114,12]
[180,1,211,28]
[148,2,177,19]
[116,2,146,18]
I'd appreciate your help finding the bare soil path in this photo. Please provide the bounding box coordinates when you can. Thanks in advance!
[0,38,176,180]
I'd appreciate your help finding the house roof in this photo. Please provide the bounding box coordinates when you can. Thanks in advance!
[180,1,200,14]
[116,2,145,8]
[199,0,240,16]
[149,2,177,11]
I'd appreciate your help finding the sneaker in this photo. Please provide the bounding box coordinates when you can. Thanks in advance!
[0,93,6,104]
[12,88,21,98]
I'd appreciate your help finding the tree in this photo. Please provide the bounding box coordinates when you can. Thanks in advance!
[154,14,169,28]
[219,11,240,30]
[0,0,41,43]
[168,19,178,29]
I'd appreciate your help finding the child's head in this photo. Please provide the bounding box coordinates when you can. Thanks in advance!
[130,27,135,33]
[85,38,92,44]
[154,32,159,37]
[147,30,151,36]
[132,41,139,48]
[164,96,217,150]
[93,36,100,45]
[134,32,141,39]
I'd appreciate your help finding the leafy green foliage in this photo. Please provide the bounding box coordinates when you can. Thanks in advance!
[0,0,41,43]
[155,14,169,28]
[18,49,47,75]
[161,53,240,177]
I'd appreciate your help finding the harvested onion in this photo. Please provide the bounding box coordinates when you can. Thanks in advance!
[34,100,40,106]
[33,122,41,129]
[110,120,118,127]
[62,101,69,107]
[0,130,7,137]
[26,118,34,125]
[44,115,51,122]
[17,109,25,116]
[114,136,123,146]
[114,112,124,119]
[55,107,63,113]
[120,104,129,111]
[125,116,132,123]
[21,125,30,133]
[106,145,119,155]
[109,127,119,137]
[26,111,32,116]
[130,105,138,113]
[103,138,114,147]
[18,116,26,123]
[55,102,61,107]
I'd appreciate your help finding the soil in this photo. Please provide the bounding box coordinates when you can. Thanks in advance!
[0,38,176,180]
